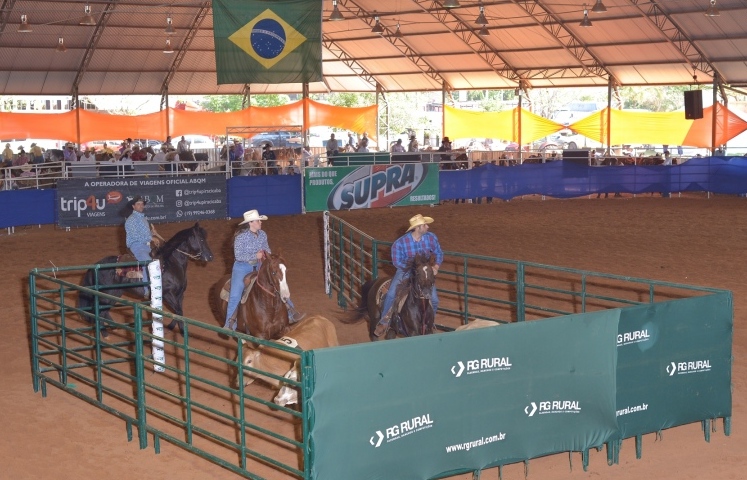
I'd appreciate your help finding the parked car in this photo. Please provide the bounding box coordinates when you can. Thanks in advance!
[250,131,302,148]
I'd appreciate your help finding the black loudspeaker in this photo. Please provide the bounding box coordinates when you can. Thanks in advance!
[684,90,703,119]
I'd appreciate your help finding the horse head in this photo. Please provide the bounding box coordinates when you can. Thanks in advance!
[259,253,290,301]
[184,222,214,262]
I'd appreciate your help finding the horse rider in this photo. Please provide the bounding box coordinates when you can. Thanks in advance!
[223,209,305,331]
[373,214,443,337]
[124,196,160,297]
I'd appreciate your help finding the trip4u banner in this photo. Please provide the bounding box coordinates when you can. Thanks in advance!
[305,164,440,212]
[212,0,323,84]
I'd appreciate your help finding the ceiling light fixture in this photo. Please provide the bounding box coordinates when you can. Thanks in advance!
[56,37,67,53]
[591,0,607,13]
[80,4,96,25]
[372,13,384,34]
[329,0,344,21]
[165,16,176,35]
[705,0,720,16]
[478,25,489,36]
[18,14,32,33]
[163,39,174,54]
[579,4,593,27]
[475,3,488,25]
[394,22,403,38]
[443,0,461,8]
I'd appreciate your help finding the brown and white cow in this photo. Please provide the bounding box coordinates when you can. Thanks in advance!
[454,319,502,331]
[238,315,339,406]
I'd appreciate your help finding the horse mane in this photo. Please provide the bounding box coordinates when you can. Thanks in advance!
[394,253,432,299]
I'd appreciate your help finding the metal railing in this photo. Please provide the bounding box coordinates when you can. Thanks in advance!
[324,212,724,329]
[29,263,312,480]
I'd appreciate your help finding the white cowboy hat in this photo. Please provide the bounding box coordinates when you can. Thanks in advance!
[20,163,33,172]
[239,209,268,225]
[407,214,434,232]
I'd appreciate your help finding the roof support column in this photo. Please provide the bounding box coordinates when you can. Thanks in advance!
[302,83,309,146]
[242,85,251,108]
[517,89,523,164]
[606,81,612,156]
[161,89,170,140]
[712,75,718,155]
[73,88,81,146]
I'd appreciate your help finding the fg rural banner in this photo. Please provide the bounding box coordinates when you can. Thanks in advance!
[305,164,440,212]
[57,175,227,227]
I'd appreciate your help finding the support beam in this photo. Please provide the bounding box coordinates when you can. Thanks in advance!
[159,2,211,108]
[336,0,453,91]
[513,0,619,85]
[322,38,381,91]
[71,2,117,96]
[0,0,18,37]
[628,0,719,81]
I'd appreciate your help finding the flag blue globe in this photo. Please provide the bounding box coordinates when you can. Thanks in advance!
[251,19,287,59]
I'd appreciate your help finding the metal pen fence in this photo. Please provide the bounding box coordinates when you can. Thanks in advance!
[324,211,723,330]
[29,264,312,480]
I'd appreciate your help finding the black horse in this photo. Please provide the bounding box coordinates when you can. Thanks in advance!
[78,223,214,336]
[343,253,437,341]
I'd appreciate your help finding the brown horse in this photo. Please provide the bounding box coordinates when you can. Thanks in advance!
[219,253,292,341]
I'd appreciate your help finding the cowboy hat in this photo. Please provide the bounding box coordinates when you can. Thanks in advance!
[407,214,434,232]
[30,142,37,147]
[128,195,147,206]
[239,209,268,225]
[263,144,271,150]
[20,163,33,172]
[17,145,24,151]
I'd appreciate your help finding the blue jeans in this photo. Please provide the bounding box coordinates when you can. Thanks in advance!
[129,243,152,294]
[379,268,439,325]
[225,261,258,328]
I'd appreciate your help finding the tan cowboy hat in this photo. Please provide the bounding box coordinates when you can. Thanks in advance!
[30,142,37,147]
[407,214,434,231]
[20,163,33,172]
[239,209,268,225]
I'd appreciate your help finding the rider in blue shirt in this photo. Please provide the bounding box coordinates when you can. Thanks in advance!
[124,195,156,296]
[224,209,304,331]
[373,214,443,337]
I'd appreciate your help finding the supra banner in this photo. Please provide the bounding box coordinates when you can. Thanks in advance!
[308,312,620,480]
[304,164,440,212]
[56,175,227,227]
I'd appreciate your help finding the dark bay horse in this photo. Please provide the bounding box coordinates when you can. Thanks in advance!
[219,253,292,341]
[343,253,437,341]
[78,222,214,336]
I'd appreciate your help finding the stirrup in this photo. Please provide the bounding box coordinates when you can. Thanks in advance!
[373,322,389,337]
[289,311,306,324]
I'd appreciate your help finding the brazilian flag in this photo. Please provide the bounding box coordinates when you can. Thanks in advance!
[212,0,323,85]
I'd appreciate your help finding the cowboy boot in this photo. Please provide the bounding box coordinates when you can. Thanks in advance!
[373,311,392,337]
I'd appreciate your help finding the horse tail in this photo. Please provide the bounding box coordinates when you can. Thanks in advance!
[339,279,375,324]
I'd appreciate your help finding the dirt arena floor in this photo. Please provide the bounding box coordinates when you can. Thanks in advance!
[1,193,745,480]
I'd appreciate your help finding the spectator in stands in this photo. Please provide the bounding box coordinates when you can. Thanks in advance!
[131,144,148,162]
[30,143,44,164]
[63,143,78,164]
[152,145,168,164]
[408,135,419,152]
[13,146,29,167]
[79,148,96,163]
[283,160,300,175]
[357,132,370,153]
[301,145,315,167]
[163,136,174,150]
[438,137,452,164]
[177,136,190,155]
[2,143,13,167]
[348,132,355,150]
[100,142,115,159]
[391,138,406,153]
[262,144,278,174]
[326,133,339,163]
[233,139,244,160]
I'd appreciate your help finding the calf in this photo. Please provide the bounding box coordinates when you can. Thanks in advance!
[454,319,501,331]
[238,315,339,406]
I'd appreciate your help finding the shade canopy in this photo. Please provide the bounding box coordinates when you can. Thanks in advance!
[0,0,745,96]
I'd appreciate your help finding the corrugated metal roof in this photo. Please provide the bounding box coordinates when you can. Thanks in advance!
[0,0,745,96]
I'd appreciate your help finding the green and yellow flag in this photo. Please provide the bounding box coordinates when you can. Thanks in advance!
[212,0,323,85]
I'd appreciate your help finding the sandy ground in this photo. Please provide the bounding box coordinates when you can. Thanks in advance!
[1,193,744,479]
